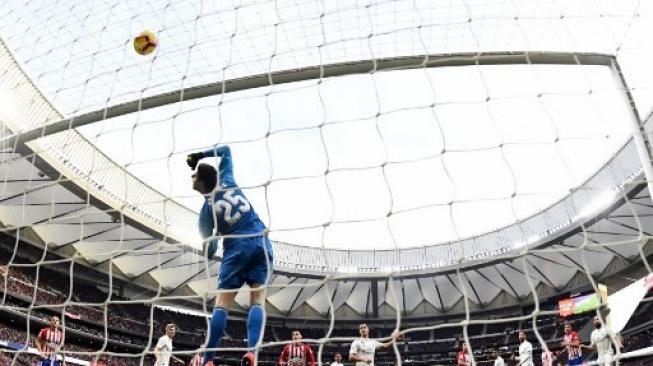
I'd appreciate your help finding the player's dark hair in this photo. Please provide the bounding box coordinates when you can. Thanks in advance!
[197,163,218,192]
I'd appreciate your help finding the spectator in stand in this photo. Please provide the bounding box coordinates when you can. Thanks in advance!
[491,349,504,366]
[330,352,344,366]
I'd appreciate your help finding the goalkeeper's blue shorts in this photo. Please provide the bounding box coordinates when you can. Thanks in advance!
[218,236,273,290]
[39,358,61,366]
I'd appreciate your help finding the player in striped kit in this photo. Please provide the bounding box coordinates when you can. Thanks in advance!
[456,342,471,366]
[278,330,316,366]
[560,323,583,366]
[189,352,204,366]
[36,316,65,366]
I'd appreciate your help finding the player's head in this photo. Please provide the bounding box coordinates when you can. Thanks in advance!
[192,163,217,194]
[518,330,526,343]
[593,316,602,329]
[359,323,369,338]
[50,316,60,328]
[334,352,342,362]
[564,322,572,334]
[291,330,302,344]
[491,349,500,359]
[166,323,177,338]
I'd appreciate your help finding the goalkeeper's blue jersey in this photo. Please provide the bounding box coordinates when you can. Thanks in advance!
[197,146,266,240]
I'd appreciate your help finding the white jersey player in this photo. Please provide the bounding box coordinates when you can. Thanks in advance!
[155,324,184,366]
[512,331,534,366]
[349,324,402,366]
[584,316,615,366]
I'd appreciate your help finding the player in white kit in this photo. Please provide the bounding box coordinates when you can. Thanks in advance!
[155,324,185,366]
[349,324,402,366]
[512,331,534,366]
[583,316,615,366]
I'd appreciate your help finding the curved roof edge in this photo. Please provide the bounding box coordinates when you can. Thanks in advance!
[1,38,647,275]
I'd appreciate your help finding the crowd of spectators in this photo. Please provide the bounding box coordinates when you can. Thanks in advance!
[1,244,652,366]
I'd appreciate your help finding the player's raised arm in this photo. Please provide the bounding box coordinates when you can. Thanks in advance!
[379,331,403,349]
[187,145,235,187]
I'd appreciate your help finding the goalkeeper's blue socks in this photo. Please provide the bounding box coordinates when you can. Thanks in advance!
[246,304,264,349]
[203,306,228,365]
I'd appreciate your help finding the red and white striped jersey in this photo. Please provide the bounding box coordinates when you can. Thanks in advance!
[564,331,582,358]
[279,343,316,366]
[38,327,64,357]
[457,351,470,366]
[189,354,203,366]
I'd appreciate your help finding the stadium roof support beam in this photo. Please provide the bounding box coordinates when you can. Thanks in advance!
[4,52,615,147]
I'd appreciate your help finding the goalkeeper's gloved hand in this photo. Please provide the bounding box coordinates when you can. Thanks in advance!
[186,152,204,169]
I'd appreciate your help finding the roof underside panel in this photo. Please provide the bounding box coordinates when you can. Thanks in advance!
[0,203,87,227]
[305,281,337,315]
[401,278,423,312]
[32,222,119,247]
[267,278,308,312]
[73,240,158,263]
[499,263,539,297]
[331,281,355,310]
[346,281,371,315]
[112,243,181,277]
[149,265,205,291]
[476,266,518,299]
[290,280,323,312]
[417,277,441,309]
[433,275,461,310]
[525,254,576,288]
[463,271,501,305]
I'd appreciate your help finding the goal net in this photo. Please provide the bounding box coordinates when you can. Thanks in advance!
[0,1,652,366]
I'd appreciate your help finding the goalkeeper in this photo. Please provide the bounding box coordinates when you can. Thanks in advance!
[186,145,273,366]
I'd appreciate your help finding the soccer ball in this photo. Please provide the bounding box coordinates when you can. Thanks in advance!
[133,31,158,55]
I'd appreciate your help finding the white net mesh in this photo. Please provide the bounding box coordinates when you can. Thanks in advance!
[0,1,652,366]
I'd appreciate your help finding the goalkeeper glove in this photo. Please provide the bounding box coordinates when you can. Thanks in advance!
[186,152,204,169]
